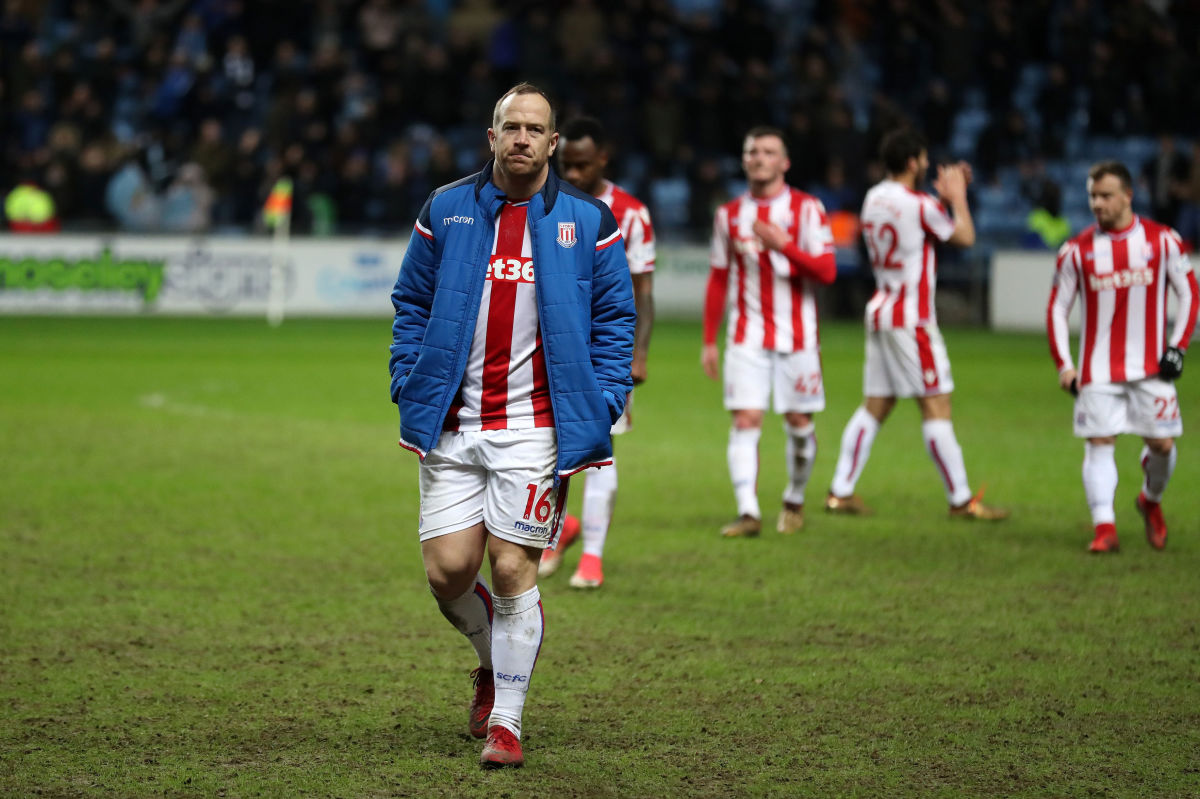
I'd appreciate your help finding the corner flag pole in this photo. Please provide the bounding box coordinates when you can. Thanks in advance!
[264,178,293,327]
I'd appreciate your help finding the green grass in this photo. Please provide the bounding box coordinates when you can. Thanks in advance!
[2,316,1198,798]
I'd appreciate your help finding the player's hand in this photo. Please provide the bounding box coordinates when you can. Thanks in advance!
[752,219,789,252]
[956,161,974,185]
[632,354,648,385]
[1058,368,1078,396]
[1158,346,1185,380]
[701,344,720,381]
[934,164,968,204]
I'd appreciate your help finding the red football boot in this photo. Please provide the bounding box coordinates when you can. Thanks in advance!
[480,725,524,769]
[1136,492,1167,550]
[1088,522,1119,553]
[468,668,493,739]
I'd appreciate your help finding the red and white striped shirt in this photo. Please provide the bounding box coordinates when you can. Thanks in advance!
[709,187,833,352]
[597,180,655,275]
[1048,216,1198,386]
[860,180,956,331]
[446,200,554,430]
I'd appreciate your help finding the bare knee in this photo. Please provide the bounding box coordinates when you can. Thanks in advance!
[1145,437,1175,456]
[487,535,540,596]
[731,409,764,430]
[422,526,487,599]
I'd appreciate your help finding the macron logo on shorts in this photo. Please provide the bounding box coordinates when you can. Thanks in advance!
[513,520,549,535]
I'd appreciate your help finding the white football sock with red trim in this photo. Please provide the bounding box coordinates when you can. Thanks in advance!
[922,419,973,506]
[830,407,878,497]
[488,586,542,739]
[1083,442,1118,525]
[434,575,492,670]
[1140,444,1176,503]
[728,427,762,518]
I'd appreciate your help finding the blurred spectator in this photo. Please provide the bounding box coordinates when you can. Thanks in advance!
[1022,181,1070,250]
[1142,135,1190,229]
[1177,142,1200,252]
[1,0,1199,244]
[4,175,60,233]
[105,149,163,230]
[161,161,215,232]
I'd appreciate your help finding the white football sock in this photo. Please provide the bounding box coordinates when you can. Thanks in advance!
[1140,444,1176,503]
[434,575,493,670]
[1083,442,1118,525]
[581,459,617,558]
[727,427,762,518]
[783,423,816,505]
[488,586,543,739]
[922,419,973,506]
[830,407,878,497]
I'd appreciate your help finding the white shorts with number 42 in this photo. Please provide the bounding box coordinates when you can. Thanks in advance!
[723,343,825,414]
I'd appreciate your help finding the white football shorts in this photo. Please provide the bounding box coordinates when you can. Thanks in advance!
[863,325,955,398]
[1073,378,1182,439]
[611,391,633,435]
[418,428,569,549]
[723,343,825,414]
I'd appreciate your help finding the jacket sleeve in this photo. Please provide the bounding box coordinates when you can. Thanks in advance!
[589,205,636,420]
[389,196,438,403]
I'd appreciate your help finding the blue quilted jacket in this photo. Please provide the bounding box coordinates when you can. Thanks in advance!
[389,162,635,477]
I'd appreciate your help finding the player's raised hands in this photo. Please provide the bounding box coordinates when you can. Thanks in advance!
[934,163,969,203]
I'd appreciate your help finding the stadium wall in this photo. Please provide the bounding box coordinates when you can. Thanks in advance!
[5,235,1171,335]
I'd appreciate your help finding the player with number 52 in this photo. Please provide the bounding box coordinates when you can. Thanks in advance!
[825,129,1008,522]
[1048,160,1198,553]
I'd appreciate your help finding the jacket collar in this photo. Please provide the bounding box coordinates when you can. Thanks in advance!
[475,160,561,215]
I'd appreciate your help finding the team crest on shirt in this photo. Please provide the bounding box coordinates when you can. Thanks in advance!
[557,222,577,248]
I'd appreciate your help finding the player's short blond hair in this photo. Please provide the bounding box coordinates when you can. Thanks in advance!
[492,83,556,131]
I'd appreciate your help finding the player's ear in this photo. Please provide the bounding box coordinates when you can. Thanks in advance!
[487,128,496,154]
[547,131,558,157]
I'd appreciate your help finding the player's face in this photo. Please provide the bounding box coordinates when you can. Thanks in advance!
[558,136,608,196]
[1088,174,1133,231]
[489,93,558,186]
[912,150,929,184]
[742,135,790,185]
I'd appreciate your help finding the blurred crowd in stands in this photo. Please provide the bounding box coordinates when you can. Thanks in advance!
[3,0,1200,249]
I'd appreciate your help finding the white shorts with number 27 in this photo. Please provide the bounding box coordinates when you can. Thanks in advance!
[1073,379,1182,439]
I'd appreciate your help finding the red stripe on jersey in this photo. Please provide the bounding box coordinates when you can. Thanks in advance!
[918,240,932,322]
[530,330,553,427]
[479,203,527,429]
[791,196,805,351]
[732,213,748,345]
[1109,237,1129,383]
[915,325,938,391]
[1143,233,1161,375]
[1080,235,1097,385]
[892,283,907,328]
[415,221,433,240]
[756,204,777,350]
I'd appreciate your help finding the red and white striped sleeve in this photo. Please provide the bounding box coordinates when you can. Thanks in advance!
[1162,228,1198,351]
[1047,237,1081,373]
